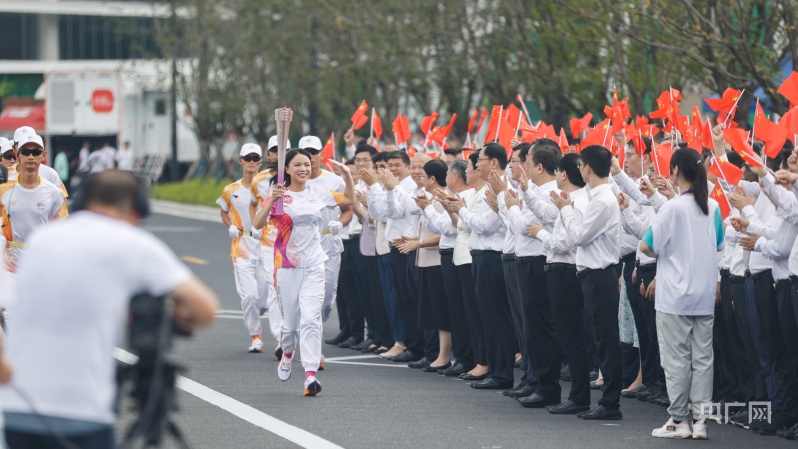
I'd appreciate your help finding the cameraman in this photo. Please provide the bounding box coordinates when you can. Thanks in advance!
[1,170,219,449]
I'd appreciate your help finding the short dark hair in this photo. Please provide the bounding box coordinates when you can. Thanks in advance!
[82,170,149,217]
[449,159,467,182]
[514,142,532,162]
[626,137,652,155]
[560,153,585,188]
[579,145,612,178]
[468,151,479,171]
[355,144,377,157]
[423,159,448,187]
[725,151,745,169]
[344,159,355,166]
[531,140,561,175]
[387,150,410,165]
[372,152,389,165]
[482,143,508,169]
[444,148,463,157]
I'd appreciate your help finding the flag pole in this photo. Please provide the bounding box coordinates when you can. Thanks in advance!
[602,121,612,147]
[370,109,374,139]
[639,129,645,180]
[495,106,504,143]
[517,95,532,124]
[651,138,661,176]
[723,89,745,127]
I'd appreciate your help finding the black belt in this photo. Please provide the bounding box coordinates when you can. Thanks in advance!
[751,269,772,282]
[620,252,636,264]
[470,249,500,256]
[638,263,657,273]
[577,263,620,279]
[516,255,545,264]
[720,268,731,277]
[350,234,361,240]
[775,279,791,290]
[501,253,516,262]
[729,275,746,284]
[439,248,454,255]
[544,262,575,272]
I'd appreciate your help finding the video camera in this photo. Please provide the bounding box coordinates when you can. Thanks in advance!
[0,166,7,184]
[117,294,192,449]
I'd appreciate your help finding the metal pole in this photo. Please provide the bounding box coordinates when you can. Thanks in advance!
[169,0,179,181]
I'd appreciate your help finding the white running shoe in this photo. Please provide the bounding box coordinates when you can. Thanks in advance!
[248,337,263,353]
[277,355,293,381]
[304,376,322,397]
[692,419,708,439]
[652,418,692,439]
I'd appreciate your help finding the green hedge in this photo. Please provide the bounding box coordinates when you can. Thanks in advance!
[152,179,233,206]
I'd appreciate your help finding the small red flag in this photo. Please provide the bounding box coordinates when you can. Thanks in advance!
[710,182,731,220]
[708,158,743,186]
[322,133,335,161]
[580,127,605,148]
[485,106,504,142]
[467,108,479,134]
[420,112,439,136]
[724,128,763,167]
[429,114,457,145]
[372,109,383,140]
[651,142,674,177]
[705,88,742,115]
[701,118,715,151]
[569,112,593,139]
[777,71,798,109]
[474,108,489,136]
[780,107,798,143]
[603,104,625,136]
[754,103,789,158]
[350,100,369,129]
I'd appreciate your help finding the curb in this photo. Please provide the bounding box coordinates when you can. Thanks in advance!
[151,199,221,223]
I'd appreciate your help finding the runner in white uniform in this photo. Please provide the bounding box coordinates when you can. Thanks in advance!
[253,149,355,397]
[218,143,269,353]
[249,136,291,359]
[8,127,68,198]
[0,139,14,169]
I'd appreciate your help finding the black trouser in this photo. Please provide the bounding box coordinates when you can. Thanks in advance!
[441,250,475,367]
[729,275,769,402]
[365,255,393,348]
[348,235,374,342]
[719,270,750,402]
[754,271,798,419]
[637,263,665,385]
[579,265,623,410]
[472,250,515,384]
[459,262,486,366]
[547,263,590,405]
[390,248,423,355]
[417,264,442,361]
[517,255,557,398]
[503,256,525,364]
[622,257,655,387]
[7,428,116,449]
[336,241,361,339]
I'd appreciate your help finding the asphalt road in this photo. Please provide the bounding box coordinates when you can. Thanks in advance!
[115,212,795,448]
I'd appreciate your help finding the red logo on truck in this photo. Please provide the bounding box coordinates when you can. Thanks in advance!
[91,89,114,113]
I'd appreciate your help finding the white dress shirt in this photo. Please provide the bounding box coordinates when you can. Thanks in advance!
[424,202,457,250]
[502,179,559,257]
[535,188,588,264]
[453,188,476,266]
[561,183,621,271]
[459,185,506,252]
[367,175,418,242]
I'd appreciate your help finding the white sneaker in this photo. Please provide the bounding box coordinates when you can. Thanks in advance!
[304,375,322,396]
[652,418,692,439]
[692,419,708,439]
[277,355,292,381]
[248,337,263,353]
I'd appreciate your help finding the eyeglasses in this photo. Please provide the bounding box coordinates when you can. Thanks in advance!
[576,162,585,169]
[304,148,321,155]
[19,149,43,157]
[1,153,16,160]
[241,155,261,162]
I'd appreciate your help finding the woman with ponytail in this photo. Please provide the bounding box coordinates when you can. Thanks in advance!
[639,148,724,440]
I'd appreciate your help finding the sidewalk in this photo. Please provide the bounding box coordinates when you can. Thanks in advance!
[151,199,221,223]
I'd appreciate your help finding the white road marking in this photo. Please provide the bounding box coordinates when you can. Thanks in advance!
[322,354,379,361]
[114,348,344,449]
[323,360,408,369]
[217,309,244,314]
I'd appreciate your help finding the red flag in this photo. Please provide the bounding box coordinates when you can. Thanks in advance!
[485,106,504,142]
[640,124,660,139]
[708,158,743,186]
[430,114,457,145]
[372,109,383,139]
[558,128,570,152]
[701,118,716,151]
[407,146,417,158]
[636,115,650,128]
[724,128,763,167]
[322,133,335,161]
[420,112,439,136]
[467,108,479,134]
[780,107,798,143]
[569,112,593,139]
[474,107,489,136]
[754,103,789,158]
[705,88,742,115]
[710,182,731,220]
[778,71,798,109]
[580,127,605,148]
[463,149,475,160]
[505,104,523,130]
[603,104,625,135]
[651,141,674,177]
[392,114,404,143]
[486,106,515,151]
[350,100,369,129]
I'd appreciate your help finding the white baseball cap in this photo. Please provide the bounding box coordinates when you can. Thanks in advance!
[267,136,291,152]
[298,136,323,151]
[239,143,262,157]
[17,134,44,150]
[0,138,12,154]
[13,126,35,143]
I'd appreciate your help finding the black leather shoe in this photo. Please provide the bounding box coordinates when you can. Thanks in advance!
[589,370,599,381]
[577,405,622,420]
[560,364,572,382]
[519,393,560,408]
[622,384,647,398]
[337,336,361,348]
[548,400,591,415]
[373,347,389,355]
[352,339,372,351]
[392,350,419,363]
[422,362,451,373]
[589,380,602,390]
[462,373,488,382]
[361,344,378,353]
[509,385,536,399]
[408,357,431,369]
[471,378,512,390]
[324,334,347,346]
[502,383,525,396]
[440,363,465,376]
